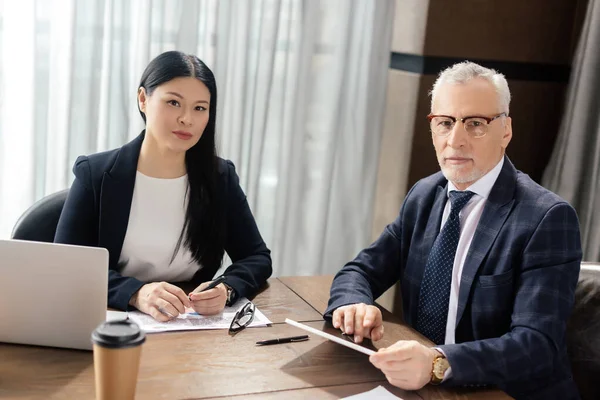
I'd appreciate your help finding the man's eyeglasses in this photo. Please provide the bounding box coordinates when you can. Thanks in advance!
[427,112,507,138]
[229,302,255,333]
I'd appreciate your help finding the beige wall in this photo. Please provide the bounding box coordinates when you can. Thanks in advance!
[374,0,430,314]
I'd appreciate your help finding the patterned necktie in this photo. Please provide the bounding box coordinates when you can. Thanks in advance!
[416,190,475,344]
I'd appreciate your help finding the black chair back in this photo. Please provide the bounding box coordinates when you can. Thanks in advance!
[567,262,600,400]
[11,189,69,243]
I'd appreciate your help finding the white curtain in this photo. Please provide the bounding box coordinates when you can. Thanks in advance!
[0,0,394,276]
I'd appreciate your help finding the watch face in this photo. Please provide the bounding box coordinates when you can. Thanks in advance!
[434,357,448,378]
[434,365,444,378]
[226,286,234,303]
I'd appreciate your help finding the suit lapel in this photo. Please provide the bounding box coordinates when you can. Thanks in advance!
[407,184,447,325]
[455,157,517,327]
[98,132,145,268]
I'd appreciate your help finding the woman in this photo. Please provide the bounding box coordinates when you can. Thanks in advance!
[55,51,272,321]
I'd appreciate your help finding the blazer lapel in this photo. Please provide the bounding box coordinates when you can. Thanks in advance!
[98,132,145,269]
[406,184,448,325]
[455,157,517,327]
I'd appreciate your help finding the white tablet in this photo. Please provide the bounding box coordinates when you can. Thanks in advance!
[285,318,376,356]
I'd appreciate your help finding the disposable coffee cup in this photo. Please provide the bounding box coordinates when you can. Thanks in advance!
[91,319,146,400]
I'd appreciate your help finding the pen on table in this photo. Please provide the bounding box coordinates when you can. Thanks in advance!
[256,335,309,346]
[189,275,227,299]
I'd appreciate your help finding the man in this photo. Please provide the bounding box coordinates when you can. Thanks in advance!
[325,62,582,399]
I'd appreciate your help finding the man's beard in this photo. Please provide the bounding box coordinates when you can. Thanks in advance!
[439,160,484,186]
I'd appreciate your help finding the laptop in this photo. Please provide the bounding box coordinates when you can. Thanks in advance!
[0,239,109,350]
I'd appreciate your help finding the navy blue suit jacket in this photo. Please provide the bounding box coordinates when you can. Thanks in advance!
[55,132,272,311]
[325,157,582,399]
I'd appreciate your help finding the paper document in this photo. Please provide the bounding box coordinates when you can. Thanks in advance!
[285,318,376,356]
[106,310,128,321]
[128,298,271,333]
[341,385,402,399]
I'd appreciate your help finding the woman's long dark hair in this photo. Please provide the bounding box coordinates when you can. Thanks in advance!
[138,51,224,269]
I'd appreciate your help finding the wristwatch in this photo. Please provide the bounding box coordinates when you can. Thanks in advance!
[430,351,450,385]
[223,282,236,306]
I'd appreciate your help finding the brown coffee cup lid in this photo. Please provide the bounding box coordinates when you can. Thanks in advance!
[91,319,146,349]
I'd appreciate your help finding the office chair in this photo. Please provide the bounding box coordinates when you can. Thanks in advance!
[11,189,69,243]
[567,262,600,400]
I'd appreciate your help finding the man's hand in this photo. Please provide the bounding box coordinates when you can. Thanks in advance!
[188,280,228,315]
[129,282,192,322]
[331,303,384,343]
[369,340,439,390]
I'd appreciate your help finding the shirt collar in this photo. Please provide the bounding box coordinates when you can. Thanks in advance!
[447,157,504,199]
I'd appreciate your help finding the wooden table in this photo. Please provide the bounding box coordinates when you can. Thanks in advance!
[0,276,511,399]
[279,276,512,400]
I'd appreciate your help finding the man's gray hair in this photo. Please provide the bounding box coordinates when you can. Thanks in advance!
[430,61,511,114]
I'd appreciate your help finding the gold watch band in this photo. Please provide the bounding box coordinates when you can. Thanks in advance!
[430,352,449,385]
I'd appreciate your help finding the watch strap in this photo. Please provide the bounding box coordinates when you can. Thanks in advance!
[223,282,236,306]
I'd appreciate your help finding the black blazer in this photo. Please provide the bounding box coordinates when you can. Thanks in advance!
[54,132,272,310]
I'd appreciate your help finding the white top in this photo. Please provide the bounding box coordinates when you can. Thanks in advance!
[119,171,201,282]
[443,157,504,344]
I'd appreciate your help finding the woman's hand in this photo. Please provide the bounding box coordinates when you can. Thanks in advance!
[188,280,228,315]
[129,282,192,322]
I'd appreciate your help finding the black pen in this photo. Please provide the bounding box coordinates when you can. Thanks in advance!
[256,335,309,346]
[189,276,227,299]
[200,275,227,292]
